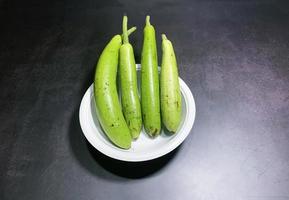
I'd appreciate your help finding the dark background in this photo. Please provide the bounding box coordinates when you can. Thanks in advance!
[1,0,289,199]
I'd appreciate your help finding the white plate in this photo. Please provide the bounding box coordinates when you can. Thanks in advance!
[79,64,196,162]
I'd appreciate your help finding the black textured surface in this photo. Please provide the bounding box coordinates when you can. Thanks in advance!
[1,0,289,199]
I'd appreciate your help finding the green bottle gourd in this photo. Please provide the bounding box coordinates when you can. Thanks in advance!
[160,34,182,132]
[94,35,132,149]
[119,16,142,139]
[141,16,161,137]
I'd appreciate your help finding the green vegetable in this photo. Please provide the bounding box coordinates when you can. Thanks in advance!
[94,35,131,149]
[160,34,182,132]
[141,16,161,137]
[119,16,142,139]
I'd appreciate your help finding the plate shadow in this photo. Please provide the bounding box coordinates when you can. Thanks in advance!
[86,140,181,179]
[69,106,181,179]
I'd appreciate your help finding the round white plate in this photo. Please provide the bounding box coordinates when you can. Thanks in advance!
[79,64,196,162]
